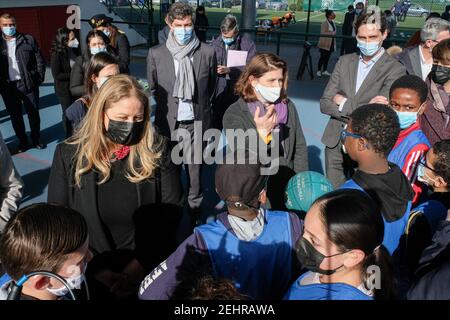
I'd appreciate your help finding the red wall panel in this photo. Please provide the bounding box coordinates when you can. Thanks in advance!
[1,6,73,63]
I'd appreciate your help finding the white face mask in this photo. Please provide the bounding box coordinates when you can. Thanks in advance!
[68,38,79,48]
[46,263,87,297]
[254,83,281,104]
[417,163,437,187]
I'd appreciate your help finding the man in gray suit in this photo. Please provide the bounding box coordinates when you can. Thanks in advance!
[320,9,406,188]
[396,18,449,80]
[147,2,217,225]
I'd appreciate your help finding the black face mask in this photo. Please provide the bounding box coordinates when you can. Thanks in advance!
[106,118,145,146]
[431,64,450,85]
[296,237,347,276]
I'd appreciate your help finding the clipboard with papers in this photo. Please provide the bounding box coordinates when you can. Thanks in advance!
[226,50,248,68]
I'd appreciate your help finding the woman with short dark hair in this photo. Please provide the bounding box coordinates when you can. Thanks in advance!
[223,53,308,209]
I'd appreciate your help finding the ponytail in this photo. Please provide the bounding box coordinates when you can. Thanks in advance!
[362,245,396,300]
[313,189,397,300]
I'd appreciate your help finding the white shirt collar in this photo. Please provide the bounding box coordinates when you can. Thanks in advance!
[418,45,430,65]
[359,47,385,66]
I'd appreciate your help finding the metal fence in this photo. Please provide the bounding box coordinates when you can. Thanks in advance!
[367,0,447,13]
[94,0,445,50]
[82,17,408,54]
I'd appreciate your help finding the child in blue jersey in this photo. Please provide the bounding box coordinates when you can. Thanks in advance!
[139,157,303,300]
[285,189,396,300]
[405,140,450,275]
[417,139,450,211]
[387,75,430,204]
[339,104,414,256]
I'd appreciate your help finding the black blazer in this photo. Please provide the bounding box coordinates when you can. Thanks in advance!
[69,55,86,99]
[0,33,45,92]
[223,98,309,173]
[342,11,356,36]
[50,49,78,97]
[47,136,184,258]
[112,31,130,74]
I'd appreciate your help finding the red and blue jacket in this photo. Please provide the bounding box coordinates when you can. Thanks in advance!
[388,122,430,205]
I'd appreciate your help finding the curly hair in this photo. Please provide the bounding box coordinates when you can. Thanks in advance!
[389,75,428,104]
[432,139,450,184]
[190,276,249,300]
[349,104,400,156]
[167,2,195,24]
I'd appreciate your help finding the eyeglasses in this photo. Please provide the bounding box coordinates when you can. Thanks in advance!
[418,159,436,173]
[340,130,363,144]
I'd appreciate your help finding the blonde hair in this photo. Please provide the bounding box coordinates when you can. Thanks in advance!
[69,74,162,187]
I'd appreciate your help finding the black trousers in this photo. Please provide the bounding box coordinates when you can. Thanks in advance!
[212,80,239,131]
[0,81,40,145]
[318,49,333,72]
[341,38,358,55]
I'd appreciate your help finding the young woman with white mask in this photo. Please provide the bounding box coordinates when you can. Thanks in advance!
[223,53,308,209]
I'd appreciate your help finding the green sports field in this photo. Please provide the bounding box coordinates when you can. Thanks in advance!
[112,3,447,45]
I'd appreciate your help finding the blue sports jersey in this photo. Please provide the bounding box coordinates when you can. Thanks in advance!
[388,127,430,173]
[284,272,373,300]
[388,123,430,204]
[196,210,294,300]
[413,200,448,233]
[340,179,412,255]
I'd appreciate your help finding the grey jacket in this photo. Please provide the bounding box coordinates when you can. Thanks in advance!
[223,98,309,173]
[320,52,406,148]
[0,133,23,232]
[147,42,217,137]
[396,45,424,79]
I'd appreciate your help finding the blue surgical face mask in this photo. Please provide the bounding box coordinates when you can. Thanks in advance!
[395,110,418,129]
[357,39,382,57]
[2,26,16,37]
[102,29,111,37]
[90,46,107,55]
[173,27,193,45]
[222,36,235,45]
